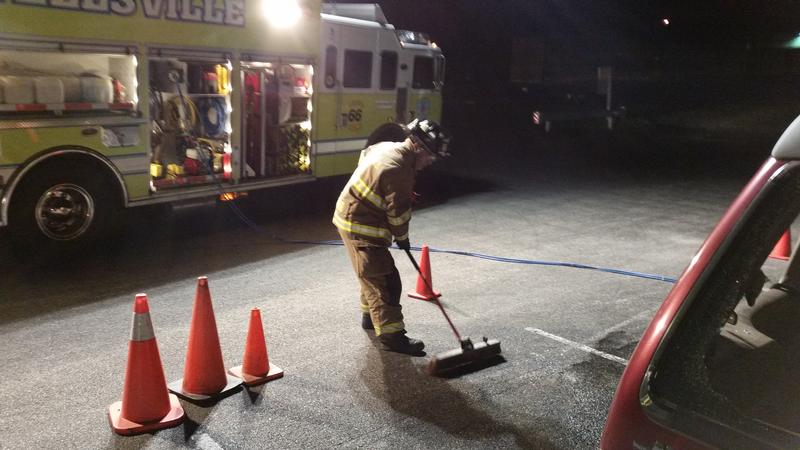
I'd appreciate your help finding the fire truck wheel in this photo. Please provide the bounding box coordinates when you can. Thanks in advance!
[9,164,117,250]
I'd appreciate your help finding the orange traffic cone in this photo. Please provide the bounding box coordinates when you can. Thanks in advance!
[408,245,441,301]
[770,230,792,260]
[229,308,284,386]
[168,276,241,403]
[108,294,184,435]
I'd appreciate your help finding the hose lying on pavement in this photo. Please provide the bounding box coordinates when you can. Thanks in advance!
[217,183,678,284]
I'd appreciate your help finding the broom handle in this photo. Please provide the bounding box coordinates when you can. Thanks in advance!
[404,248,462,341]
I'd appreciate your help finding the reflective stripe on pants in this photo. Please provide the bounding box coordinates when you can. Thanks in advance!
[339,229,404,336]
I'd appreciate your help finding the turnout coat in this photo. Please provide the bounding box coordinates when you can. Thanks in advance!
[333,140,415,247]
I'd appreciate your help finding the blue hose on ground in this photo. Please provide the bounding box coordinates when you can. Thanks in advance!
[254,229,678,284]
[204,164,678,285]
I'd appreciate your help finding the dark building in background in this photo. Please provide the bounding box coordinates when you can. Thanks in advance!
[333,0,800,130]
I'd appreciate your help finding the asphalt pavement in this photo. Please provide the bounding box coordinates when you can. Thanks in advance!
[0,115,776,449]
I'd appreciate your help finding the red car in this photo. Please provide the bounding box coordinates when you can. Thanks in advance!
[602,117,800,449]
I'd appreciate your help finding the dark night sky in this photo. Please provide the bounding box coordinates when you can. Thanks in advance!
[327,1,800,111]
[352,0,800,47]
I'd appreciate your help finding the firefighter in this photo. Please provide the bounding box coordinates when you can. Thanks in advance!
[334,119,451,355]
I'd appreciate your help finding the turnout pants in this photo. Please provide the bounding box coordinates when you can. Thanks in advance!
[338,230,404,335]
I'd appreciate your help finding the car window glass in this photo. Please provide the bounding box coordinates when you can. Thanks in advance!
[650,163,800,446]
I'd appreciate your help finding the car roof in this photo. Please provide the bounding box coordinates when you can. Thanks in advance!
[772,114,800,159]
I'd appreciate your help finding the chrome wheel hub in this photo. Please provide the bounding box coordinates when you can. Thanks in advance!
[34,184,94,240]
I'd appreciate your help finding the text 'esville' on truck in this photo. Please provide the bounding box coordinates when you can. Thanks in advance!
[0,1,444,249]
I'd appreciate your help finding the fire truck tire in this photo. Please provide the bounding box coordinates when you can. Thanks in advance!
[8,163,118,251]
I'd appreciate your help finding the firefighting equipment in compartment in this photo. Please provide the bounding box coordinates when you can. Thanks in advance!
[113,78,127,103]
[183,148,203,175]
[80,76,113,103]
[196,96,227,137]
[150,60,187,93]
[151,121,165,164]
[108,294,185,435]
[33,77,64,104]
[202,71,218,93]
[2,76,35,104]
[407,119,452,158]
[60,76,81,102]
[150,163,164,178]
[215,64,229,95]
[166,164,184,179]
[165,96,199,133]
[333,140,416,247]
[278,91,292,124]
[277,65,295,124]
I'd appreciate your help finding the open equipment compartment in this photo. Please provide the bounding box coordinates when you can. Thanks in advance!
[148,56,233,191]
[241,60,313,180]
[0,48,137,115]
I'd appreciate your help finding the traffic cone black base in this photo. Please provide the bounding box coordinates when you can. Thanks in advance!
[108,393,184,436]
[228,362,284,387]
[167,375,242,403]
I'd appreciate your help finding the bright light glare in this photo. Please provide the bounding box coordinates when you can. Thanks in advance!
[661,17,670,26]
[787,34,800,49]
[263,0,301,28]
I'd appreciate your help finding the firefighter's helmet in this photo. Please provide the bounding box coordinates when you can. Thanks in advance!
[407,119,451,158]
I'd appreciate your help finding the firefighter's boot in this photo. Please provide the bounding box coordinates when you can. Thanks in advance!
[379,331,425,355]
[361,313,374,331]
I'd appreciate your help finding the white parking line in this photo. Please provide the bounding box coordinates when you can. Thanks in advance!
[586,308,656,343]
[194,433,224,450]
[525,327,629,366]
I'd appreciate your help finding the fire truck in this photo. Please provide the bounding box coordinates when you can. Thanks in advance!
[0,1,444,249]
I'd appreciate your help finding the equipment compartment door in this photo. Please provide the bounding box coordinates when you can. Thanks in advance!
[241,61,312,179]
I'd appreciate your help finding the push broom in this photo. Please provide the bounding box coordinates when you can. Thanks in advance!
[404,249,503,376]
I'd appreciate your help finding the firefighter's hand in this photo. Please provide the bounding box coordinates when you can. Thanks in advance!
[396,239,411,251]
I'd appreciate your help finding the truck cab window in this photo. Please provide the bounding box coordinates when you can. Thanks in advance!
[380,51,397,90]
[412,56,434,89]
[343,49,372,88]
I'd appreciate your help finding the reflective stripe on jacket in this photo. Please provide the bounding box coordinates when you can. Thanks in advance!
[333,140,415,246]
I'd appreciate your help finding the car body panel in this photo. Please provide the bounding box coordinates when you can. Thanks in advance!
[601,157,787,449]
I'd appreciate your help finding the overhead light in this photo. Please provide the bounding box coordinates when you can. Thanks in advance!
[263,0,301,28]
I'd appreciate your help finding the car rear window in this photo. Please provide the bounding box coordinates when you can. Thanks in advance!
[649,161,800,447]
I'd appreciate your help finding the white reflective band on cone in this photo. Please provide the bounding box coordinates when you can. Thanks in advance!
[130,312,155,341]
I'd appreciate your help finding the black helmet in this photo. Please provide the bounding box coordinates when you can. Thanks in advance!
[407,119,451,158]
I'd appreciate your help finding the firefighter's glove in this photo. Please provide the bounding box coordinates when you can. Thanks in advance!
[396,239,411,251]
